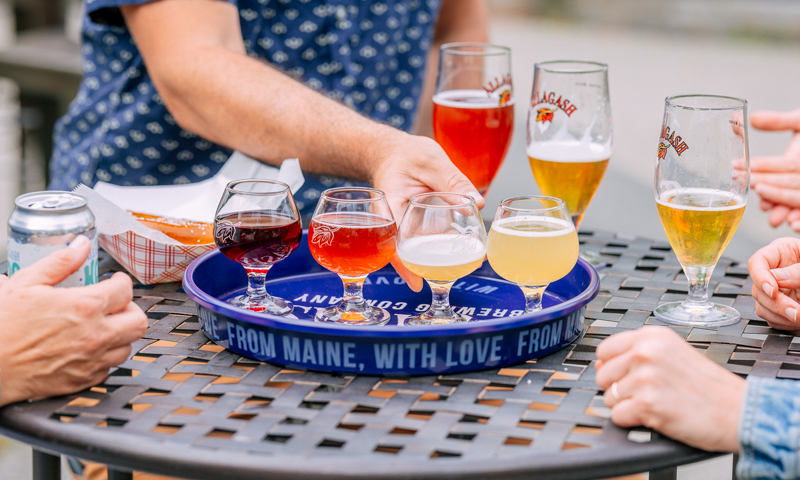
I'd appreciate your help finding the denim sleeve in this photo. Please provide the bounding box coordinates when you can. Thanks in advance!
[737,376,800,479]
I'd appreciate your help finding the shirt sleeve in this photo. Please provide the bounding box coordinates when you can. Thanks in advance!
[737,376,800,479]
[85,0,238,27]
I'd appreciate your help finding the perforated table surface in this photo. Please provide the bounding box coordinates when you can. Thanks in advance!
[1,230,773,480]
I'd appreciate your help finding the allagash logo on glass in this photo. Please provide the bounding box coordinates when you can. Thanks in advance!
[658,126,689,159]
[484,74,512,106]
[531,91,578,124]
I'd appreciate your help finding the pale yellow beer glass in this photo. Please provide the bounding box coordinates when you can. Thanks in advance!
[654,94,749,327]
[527,61,612,268]
[397,193,487,325]
[487,196,579,312]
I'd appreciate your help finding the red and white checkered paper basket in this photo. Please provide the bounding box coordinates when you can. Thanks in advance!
[99,231,215,285]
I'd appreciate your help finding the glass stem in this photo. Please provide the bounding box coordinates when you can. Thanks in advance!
[682,264,715,309]
[571,214,583,231]
[340,275,368,313]
[521,285,548,313]
[426,281,456,317]
[245,267,272,302]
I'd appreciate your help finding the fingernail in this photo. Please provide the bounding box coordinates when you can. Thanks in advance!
[792,222,800,231]
[763,283,774,298]
[68,235,89,249]
[787,307,798,322]
[772,268,791,281]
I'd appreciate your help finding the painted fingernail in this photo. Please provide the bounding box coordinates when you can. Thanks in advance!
[763,283,774,298]
[786,307,798,322]
[773,268,791,281]
[68,235,88,249]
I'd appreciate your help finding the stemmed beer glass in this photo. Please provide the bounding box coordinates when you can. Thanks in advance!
[434,43,514,194]
[309,188,397,325]
[487,196,579,312]
[654,95,749,327]
[527,60,612,268]
[214,180,302,315]
[397,193,487,325]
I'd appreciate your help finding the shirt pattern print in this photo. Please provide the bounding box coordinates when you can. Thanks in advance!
[49,0,441,215]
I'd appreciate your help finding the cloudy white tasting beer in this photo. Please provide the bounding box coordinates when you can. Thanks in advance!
[656,188,745,267]
[487,216,579,286]
[527,141,610,226]
[397,233,486,283]
[433,89,514,194]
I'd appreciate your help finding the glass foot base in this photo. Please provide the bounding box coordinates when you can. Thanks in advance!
[405,313,471,326]
[228,295,293,316]
[654,301,740,328]
[316,305,390,326]
[580,250,607,270]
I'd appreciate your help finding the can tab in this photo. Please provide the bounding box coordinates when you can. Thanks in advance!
[29,194,80,210]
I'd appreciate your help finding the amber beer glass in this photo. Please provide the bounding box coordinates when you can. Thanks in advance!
[309,187,397,326]
[527,61,612,268]
[654,95,749,327]
[433,43,514,194]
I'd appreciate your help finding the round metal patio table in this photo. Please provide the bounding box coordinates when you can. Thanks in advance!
[2,229,774,480]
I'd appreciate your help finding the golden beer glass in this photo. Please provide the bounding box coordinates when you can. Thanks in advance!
[527,61,611,268]
[487,196,579,312]
[654,94,749,327]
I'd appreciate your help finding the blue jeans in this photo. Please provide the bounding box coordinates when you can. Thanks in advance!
[738,376,800,479]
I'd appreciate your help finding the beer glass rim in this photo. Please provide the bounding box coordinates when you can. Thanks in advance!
[499,195,566,213]
[665,94,747,111]
[226,179,291,196]
[535,60,608,74]
[440,42,510,56]
[409,192,476,208]
[320,186,387,203]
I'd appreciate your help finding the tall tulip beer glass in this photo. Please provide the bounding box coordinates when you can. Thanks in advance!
[214,180,302,315]
[487,196,579,312]
[654,95,749,327]
[309,188,397,325]
[527,61,612,267]
[434,43,514,194]
[397,193,487,325]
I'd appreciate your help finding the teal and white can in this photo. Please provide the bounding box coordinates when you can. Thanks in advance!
[7,191,98,287]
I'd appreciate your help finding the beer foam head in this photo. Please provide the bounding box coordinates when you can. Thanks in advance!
[526,140,611,162]
[398,233,486,265]
[491,215,575,236]
[656,188,746,210]
[433,89,514,108]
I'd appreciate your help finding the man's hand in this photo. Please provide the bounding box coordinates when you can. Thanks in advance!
[370,130,484,291]
[747,237,800,331]
[746,109,800,230]
[0,236,147,406]
[596,327,744,453]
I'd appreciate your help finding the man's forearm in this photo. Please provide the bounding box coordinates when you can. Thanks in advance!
[123,0,403,182]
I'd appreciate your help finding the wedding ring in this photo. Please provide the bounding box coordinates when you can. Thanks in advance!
[610,382,621,402]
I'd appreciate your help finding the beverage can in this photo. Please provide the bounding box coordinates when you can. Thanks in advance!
[6,191,98,287]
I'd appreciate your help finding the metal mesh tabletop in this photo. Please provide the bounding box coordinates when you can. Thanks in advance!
[0,230,773,480]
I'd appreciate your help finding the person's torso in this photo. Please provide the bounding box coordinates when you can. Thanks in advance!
[50,0,441,215]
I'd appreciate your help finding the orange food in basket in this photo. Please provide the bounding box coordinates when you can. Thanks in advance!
[129,211,214,245]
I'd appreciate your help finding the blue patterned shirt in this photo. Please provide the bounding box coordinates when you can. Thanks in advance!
[50,0,441,215]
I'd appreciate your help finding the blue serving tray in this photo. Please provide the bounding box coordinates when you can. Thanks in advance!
[183,231,599,376]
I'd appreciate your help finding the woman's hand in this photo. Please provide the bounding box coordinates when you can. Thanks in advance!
[746,109,800,231]
[0,236,148,405]
[596,326,744,453]
[747,237,800,331]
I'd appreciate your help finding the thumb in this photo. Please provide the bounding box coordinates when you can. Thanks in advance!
[10,235,91,287]
[771,263,800,289]
[751,109,800,132]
